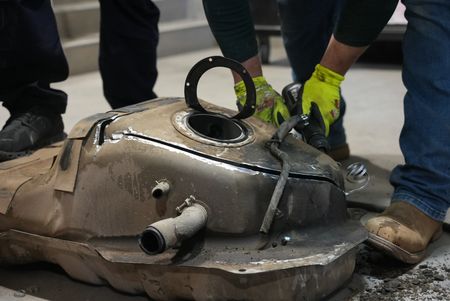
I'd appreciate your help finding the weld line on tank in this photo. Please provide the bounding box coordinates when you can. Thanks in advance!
[122,132,339,186]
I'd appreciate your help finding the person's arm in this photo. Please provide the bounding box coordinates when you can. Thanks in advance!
[334,0,400,48]
[300,0,400,137]
[320,36,367,76]
[202,0,257,62]
[202,0,289,127]
[318,0,400,76]
[202,0,262,82]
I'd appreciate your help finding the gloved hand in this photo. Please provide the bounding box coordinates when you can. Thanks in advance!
[235,76,290,127]
[301,64,344,136]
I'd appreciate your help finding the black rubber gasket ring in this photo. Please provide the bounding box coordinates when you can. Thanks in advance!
[184,56,256,120]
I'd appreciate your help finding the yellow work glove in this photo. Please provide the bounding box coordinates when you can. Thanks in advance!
[235,76,290,127]
[301,64,344,136]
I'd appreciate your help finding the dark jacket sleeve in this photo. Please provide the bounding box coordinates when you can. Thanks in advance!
[334,0,400,47]
[202,0,258,62]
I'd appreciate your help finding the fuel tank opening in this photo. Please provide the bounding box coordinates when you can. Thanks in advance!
[186,113,248,143]
[172,110,255,147]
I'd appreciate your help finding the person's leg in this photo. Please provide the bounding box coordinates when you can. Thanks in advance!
[391,0,450,221]
[0,0,68,114]
[0,0,68,161]
[99,0,159,109]
[366,0,449,263]
[277,0,348,159]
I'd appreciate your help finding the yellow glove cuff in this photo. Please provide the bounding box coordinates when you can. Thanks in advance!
[313,64,345,87]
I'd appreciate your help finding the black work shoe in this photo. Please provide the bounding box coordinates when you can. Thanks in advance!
[0,107,66,162]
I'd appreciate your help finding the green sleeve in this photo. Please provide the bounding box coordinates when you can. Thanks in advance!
[334,0,400,47]
[202,0,258,62]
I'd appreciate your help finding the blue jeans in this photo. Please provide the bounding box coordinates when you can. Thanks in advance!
[390,0,450,221]
[277,0,347,149]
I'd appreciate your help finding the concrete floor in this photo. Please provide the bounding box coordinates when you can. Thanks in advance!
[0,39,448,300]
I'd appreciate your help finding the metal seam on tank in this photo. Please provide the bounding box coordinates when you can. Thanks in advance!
[120,135,259,175]
[118,133,340,186]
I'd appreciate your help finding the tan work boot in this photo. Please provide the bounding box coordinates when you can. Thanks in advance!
[365,201,443,264]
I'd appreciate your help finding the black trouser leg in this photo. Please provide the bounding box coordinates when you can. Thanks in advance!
[99,0,159,109]
[0,0,68,115]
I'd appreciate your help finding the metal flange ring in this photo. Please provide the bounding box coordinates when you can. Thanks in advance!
[184,56,256,120]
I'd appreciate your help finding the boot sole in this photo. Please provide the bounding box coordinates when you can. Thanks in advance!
[367,227,443,264]
[0,133,67,162]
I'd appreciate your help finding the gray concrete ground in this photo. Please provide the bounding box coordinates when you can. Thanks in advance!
[0,39,449,300]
